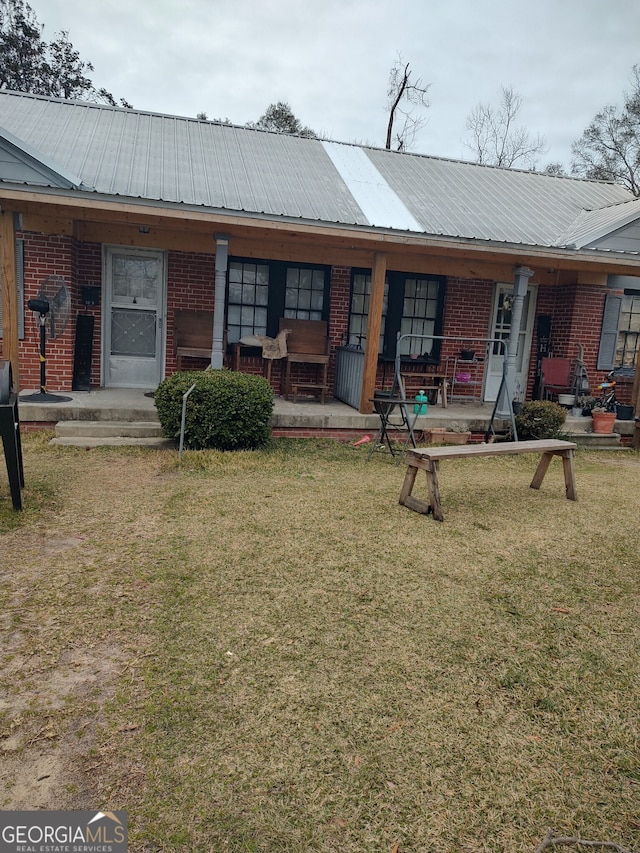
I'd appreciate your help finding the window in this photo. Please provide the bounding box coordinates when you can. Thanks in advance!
[617,293,640,368]
[0,239,25,340]
[347,269,445,360]
[226,258,330,344]
[597,287,640,370]
[227,261,270,342]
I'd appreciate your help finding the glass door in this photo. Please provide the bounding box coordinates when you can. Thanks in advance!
[103,247,166,388]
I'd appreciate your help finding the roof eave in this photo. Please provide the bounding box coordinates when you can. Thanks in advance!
[2,183,640,270]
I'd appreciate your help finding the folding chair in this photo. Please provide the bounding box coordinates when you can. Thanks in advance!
[541,357,572,401]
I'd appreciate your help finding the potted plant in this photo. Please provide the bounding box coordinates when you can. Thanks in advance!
[590,377,617,434]
[425,421,471,445]
[591,404,617,434]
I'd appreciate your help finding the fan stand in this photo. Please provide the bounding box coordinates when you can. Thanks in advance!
[20,312,72,404]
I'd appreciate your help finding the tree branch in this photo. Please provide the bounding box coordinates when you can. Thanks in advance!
[534,829,634,853]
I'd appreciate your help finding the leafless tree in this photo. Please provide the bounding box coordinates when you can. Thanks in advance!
[571,64,640,196]
[464,85,546,169]
[385,55,430,151]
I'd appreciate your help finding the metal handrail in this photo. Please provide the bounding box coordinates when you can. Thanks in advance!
[179,383,197,457]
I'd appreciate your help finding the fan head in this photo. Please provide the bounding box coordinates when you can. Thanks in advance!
[32,275,72,338]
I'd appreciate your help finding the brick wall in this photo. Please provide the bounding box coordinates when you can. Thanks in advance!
[10,232,628,404]
[18,233,74,391]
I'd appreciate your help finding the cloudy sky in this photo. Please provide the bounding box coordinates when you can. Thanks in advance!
[28,0,640,169]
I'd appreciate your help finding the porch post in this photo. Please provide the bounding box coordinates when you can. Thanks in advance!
[498,265,533,416]
[0,210,19,389]
[212,234,229,370]
[359,252,386,413]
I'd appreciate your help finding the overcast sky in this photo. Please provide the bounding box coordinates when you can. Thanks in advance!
[28,0,640,169]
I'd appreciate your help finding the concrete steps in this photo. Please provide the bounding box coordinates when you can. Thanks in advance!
[565,431,623,449]
[50,420,173,448]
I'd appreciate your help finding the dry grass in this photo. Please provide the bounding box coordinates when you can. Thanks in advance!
[1,436,639,852]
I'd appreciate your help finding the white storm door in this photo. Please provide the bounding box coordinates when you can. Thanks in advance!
[484,283,537,401]
[103,247,166,388]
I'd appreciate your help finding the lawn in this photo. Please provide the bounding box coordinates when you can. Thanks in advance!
[1,435,639,853]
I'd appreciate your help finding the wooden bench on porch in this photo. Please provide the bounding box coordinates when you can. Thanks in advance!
[173,309,213,370]
[399,439,577,522]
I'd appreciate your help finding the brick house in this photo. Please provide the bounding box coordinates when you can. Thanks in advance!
[0,90,639,414]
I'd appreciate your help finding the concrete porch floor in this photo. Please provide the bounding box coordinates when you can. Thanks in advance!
[17,387,634,445]
[18,386,508,433]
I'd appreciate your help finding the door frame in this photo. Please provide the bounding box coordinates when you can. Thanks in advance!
[101,245,168,388]
[484,281,538,402]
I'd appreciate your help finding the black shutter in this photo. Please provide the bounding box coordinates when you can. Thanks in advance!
[596,295,622,370]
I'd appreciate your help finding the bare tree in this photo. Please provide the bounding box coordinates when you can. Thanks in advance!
[385,55,430,151]
[464,85,546,169]
[571,64,640,196]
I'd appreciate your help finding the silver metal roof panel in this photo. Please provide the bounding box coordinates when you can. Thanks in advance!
[0,91,637,253]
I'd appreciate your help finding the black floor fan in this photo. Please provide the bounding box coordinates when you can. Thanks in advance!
[20,276,73,403]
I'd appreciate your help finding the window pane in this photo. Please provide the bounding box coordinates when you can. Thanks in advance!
[256,285,269,306]
[254,307,267,332]
[299,268,311,289]
[256,265,269,285]
[285,289,297,309]
[298,289,311,310]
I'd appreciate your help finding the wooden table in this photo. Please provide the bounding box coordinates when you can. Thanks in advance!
[400,372,448,408]
[399,439,578,521]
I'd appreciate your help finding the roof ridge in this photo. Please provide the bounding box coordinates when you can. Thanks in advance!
[0,90,623,187]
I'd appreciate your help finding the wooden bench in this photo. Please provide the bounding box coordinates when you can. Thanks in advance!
[280,318,330,404]
[399,439,577,522]
[173,309,213,370]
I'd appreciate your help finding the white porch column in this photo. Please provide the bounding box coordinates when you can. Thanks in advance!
[211,234,229,370]
[498,265,533,415]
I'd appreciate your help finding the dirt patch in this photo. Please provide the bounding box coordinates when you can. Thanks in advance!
[0,642,125,809]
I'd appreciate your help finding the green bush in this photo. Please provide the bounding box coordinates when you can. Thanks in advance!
[514,400,567,440]
[154,370,274,450]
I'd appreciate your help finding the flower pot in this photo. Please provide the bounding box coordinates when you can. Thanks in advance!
[442,431,471,445]
[557,393,575,407]
[616,403,634,421]
[424,427,446,443]
[591,411,617,434]
[571,407,582,417]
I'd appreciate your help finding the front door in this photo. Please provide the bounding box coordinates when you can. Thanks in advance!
[103,247,166,388]
[484,282,537,401]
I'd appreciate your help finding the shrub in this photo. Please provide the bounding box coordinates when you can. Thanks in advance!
[514,400,567,440]
[154,370,274,450]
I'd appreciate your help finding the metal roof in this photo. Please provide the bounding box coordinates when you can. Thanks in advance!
[0,90,636,252]
[553,197,640,249]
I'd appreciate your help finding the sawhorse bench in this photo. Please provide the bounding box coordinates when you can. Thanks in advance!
[399,439,577,522]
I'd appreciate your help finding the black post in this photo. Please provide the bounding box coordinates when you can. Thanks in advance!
[39,314,47,394]
[0,360,24,510]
